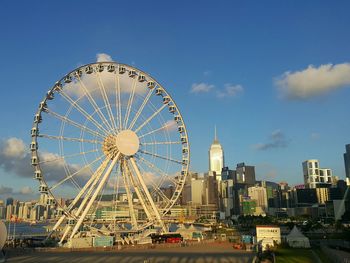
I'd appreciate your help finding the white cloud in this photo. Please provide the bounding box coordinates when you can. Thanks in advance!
[275,62,350,100]
[190,83,214,94]
[190,82,243,99]
[2,137,26,158]
[20,186,34,195]
[216,84,243,98]
[96,53,113,62]
[161,120,177,132]
[311,132,320,140]
[0,137,91,184]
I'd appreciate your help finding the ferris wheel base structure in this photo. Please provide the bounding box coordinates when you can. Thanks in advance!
[31,61,190,245]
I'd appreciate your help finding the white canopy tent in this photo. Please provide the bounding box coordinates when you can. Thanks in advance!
[286,226,310,248]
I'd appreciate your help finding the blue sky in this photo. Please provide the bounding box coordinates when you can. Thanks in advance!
[0,0,350,199]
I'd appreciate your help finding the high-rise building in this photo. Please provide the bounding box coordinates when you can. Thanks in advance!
[248,186,268,212]
[319,168,332,184]
[191,179,205,205]
[236,163,256,185]
[344,144,350,179]
[316,188,329,204]
[303,159,320,188]
[6,197,14,206]
[293,188,318,206]
[303,159,333,188]
[209,126,224,179]
[205,171,219,206]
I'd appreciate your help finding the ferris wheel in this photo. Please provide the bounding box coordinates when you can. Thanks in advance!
[30,61,190,243]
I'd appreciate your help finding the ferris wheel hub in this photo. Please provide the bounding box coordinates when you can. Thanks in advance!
[115,130,140,156]
[102,130,140,157]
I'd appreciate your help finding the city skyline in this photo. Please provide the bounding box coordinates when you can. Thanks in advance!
[1,1,350,200]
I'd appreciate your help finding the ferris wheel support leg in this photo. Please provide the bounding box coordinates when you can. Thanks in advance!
[54,159,110,242]
[71,159,110,217]
[124,160,154,224]
[129,157,167,233]
[121,161,138,230]
[59,225,72,245]
[58,160,110,245]
[69,153,120,240]
[46,214,66,240]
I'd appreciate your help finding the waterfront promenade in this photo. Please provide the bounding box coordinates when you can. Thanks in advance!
[5,242,254,263]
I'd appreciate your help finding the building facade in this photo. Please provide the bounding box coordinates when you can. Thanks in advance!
[248,186,268,212]
[236,163,256,185]
[303,159,320,189]
[208,127,224,178]
[344,144,350,179]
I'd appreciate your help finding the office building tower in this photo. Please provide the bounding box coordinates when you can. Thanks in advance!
[293,188,318,206]
[221,167,236,180]
[191,179,205,205]
[248,186,268,212]
[319,168,332,184]
[303,159,320,188]
[209,126,224,179]
[345,144,350,179]
[316,188,329,204]
[6,197,14,206]
[236,163,256,185]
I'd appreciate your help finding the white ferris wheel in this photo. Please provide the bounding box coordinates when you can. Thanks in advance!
[30,61,190,243]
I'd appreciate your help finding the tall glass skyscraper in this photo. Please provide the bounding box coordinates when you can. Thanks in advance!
[209,126,224,178]
[344,144,350,179]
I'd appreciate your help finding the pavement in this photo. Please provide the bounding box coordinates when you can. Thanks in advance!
[5,242,255,263]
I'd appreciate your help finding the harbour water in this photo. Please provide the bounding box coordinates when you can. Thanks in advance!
[6,222,48,238]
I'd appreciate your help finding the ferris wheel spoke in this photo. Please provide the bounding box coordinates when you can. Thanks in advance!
[123,78,137,129]
[70,153,120,239]
[141,141,181,146]
[38,134,102,144]
[46,108,105,139]
[128,88,154,130]
[76,76,115,132]
[96,72,118,132]
[114,74,123,131]
[138,122,174,139]
[128,157,166,231]
[39,149,98,164]
[136,156,177,186]
[59,90,111,135]
[50,154,105,191]
[134,104,167,133]
[138,150,183,165]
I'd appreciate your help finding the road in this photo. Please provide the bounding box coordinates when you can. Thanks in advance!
[6,242,254,263]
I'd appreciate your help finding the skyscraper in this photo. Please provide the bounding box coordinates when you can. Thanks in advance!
[303,159,332,188]
[344,144,350,179]
[302,159,320,189]
[236,163,256,185]
[209,126,224,178]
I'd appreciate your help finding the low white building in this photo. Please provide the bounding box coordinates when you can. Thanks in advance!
[256,225,281,250]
